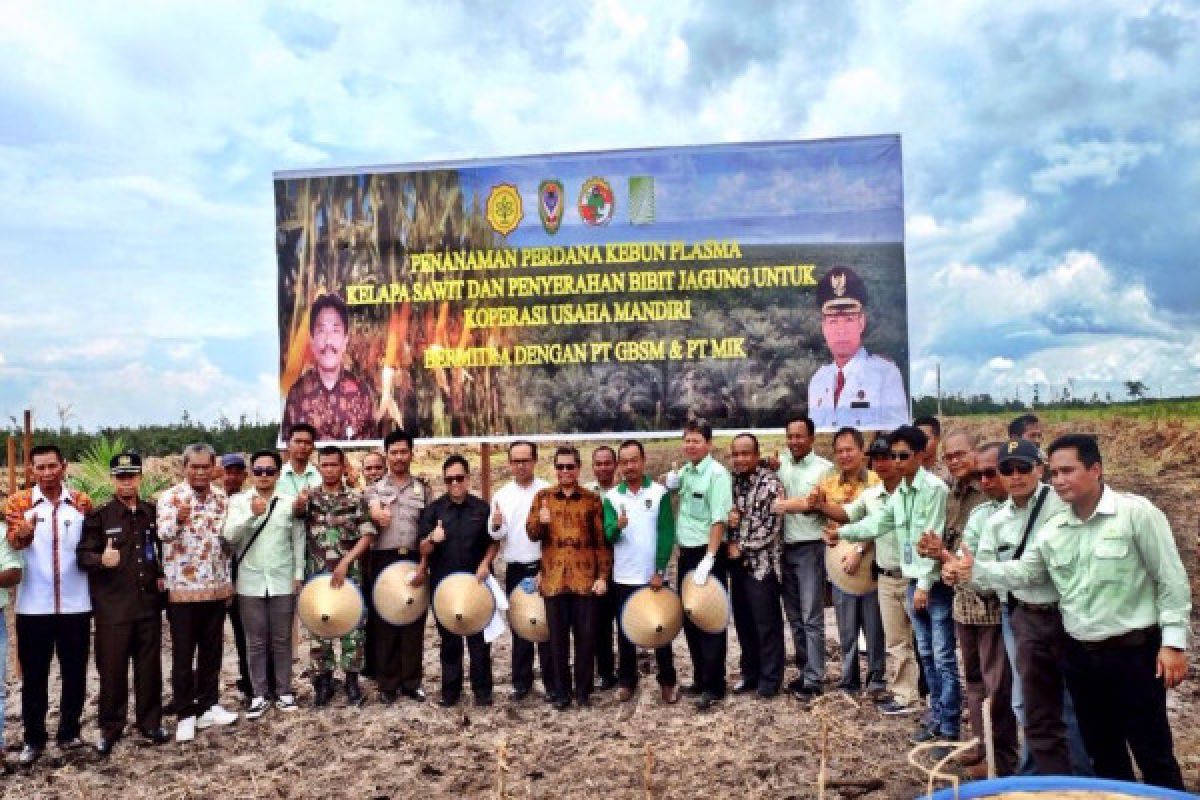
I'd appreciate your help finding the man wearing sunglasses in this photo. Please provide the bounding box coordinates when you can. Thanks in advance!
[825,425,952,747]
[527,446,611,711]
[223,450,305,720]
[958,435,1190,790]
[303,446,376,708]
[420,455,496,707]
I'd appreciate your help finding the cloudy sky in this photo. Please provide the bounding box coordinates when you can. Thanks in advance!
[1,0,1196,430]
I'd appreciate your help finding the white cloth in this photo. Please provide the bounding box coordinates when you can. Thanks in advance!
[16,486,91,615]
[488,478,550,565]
[483,574,509,644]
[605,481,669,586]
[808,346,909,430]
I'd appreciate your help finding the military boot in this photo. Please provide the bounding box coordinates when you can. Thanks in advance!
[345,672,365,707]
[313,672,334,707]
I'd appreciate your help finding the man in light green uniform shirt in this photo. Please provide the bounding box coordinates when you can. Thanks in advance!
[957,434,1189,790]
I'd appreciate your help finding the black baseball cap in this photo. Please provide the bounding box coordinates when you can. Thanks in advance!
[999,439,1041,465]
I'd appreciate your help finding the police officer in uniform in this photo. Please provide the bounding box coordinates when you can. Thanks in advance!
[77,452,170,755]
[808,266,908,430]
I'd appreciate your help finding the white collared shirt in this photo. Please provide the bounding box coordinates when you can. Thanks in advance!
[808,346,909,430]
[16,485,92,614]
[489,478,550,564]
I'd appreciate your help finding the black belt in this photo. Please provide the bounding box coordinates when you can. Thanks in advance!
[783,540,819,550]
[877,567,904,579]
[1015,599,1057,613]
[1077,627,1156,652]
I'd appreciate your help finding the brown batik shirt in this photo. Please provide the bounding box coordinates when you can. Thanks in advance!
[526,486,612,597]
[281,368,379,441]
[945,478,996,625]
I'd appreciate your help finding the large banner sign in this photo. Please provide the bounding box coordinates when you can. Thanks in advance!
[274,135,909,443]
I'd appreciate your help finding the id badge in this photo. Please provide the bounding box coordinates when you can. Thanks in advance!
[903,541,913,565]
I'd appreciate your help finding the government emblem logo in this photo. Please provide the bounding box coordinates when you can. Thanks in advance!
[578,177,615,226]
[832,271,847,297]
[486,183,523,236]
[539,180,564,234]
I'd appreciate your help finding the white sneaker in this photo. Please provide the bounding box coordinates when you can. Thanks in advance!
[276,694,299,712]
[196,704,239,729]
[246,697,270,719]
[176,716,196,742]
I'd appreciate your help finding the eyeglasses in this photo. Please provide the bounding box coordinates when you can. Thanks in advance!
[251,467,278,476]
[889,451,914,461]
[554,463,578,471]
[444,474,468,484]
[509,458,534,465]
[975,468,999,480]
[998,462,1036,476]
[944,450,970,462]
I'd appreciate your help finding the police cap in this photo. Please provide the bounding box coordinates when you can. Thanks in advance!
[816,265,867,314]
[110,451,143,476]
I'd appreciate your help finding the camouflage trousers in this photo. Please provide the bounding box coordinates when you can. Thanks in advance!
[307,558,365,674]
[311,627,365,674]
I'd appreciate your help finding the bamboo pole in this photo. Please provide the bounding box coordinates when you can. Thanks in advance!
[23,409,33,485]
[481,442,493,502]
[6,436,15,494]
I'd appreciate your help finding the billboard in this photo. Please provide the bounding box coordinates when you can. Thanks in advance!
[274,135,909,443]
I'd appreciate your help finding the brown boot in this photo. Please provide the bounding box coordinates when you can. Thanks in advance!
[660,685,679,705]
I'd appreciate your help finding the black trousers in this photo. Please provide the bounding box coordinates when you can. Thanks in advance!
[436,620,493,700]
[729,559,785,693]
[1011,605,1072,775]
[167,600,225,719]
[227,600,273,697]
[612,582,677,689]
[1064,630,1184,790]
[369,550,426,692]
[504,560,555,695]
[678,545,728,697]
[95,615,163,740]
[594,585,617,682]
[16,613,91,747]
[544,593,598,702]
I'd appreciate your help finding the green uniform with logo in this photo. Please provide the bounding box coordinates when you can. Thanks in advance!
[305,487,374,673]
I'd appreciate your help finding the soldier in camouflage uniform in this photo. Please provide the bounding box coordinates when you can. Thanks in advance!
[304,446,376,707]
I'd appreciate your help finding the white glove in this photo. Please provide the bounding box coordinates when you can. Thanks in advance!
[665,468,680,491]
[693,553,714,585]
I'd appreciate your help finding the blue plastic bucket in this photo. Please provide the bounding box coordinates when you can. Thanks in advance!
[926,776,1197,799]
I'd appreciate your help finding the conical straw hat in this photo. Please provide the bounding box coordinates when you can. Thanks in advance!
[825,540,878,596]
[507,584,550,643]
[680,572,730,634]
[620,586,683,649]
[373,561,430,626]
[432,572,496,636]
[298,573,365,638]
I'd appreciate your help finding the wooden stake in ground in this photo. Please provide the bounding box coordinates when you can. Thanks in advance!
[982,697,996,780]
[481,442,493,501]
[7,435,15,494]
[495,734,508,799]
[23,409,33,485]
[643,742,655,800]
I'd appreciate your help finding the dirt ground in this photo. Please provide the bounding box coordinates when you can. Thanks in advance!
[2,417,1198,798]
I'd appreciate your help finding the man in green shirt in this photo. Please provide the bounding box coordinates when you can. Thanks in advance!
[773,415,833,696]
[957,434,1190,790]
[673,420,733,711]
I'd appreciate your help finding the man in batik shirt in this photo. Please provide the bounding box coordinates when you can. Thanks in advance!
[305,446,376,707]
[727,433,786,698]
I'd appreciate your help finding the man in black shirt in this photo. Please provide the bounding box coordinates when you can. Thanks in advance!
[77,452,170,755]
[418,454,497,708]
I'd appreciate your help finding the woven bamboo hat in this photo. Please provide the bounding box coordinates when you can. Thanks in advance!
[620,586,683,649]
[507,584,550,643]
[297,574,365,638]
[680,572,730,634]
[825,540,878,595]
[432,572,495,636]
[373,561,430,626]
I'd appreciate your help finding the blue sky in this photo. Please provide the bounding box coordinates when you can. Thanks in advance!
[1,1,1197,429]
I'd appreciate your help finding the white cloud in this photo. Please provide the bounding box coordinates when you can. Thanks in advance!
[987,357,1014,371]
[1031,139,1164,194]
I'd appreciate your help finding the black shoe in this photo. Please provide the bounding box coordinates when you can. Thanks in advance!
[18,744,44,765]
[785,677,806,693]
[95,738,116,757]
[756,688,779,699]
[401,687,427,703]
[552,696,571,712]
[475,694,493,707]
[791,684,822,700]
[345,673,365,707]
[236,678,253,698]
[576,696,592,708]
[438,694,460,708]
[511,687,530,703]
[596,675,618,691]
[379,689,398,705]
[313,673,334,707]
[732,679,758,695]
[140,727,170,746]
[681,683,703,697]
[836,683,861,693]
[695,692,720,711]
[57,737,86,751]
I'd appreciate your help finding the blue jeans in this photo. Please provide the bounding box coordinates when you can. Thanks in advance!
[907,581,960,737]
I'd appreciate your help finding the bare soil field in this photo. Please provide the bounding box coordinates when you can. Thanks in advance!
[2,416,1198,798]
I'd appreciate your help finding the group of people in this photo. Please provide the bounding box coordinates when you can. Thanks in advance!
[0,415,1191,792]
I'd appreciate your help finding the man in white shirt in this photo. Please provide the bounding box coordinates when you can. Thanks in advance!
[4,444,94,764]
[489,441,553,702]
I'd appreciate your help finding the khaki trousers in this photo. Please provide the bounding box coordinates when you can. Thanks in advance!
[877,574,919,706]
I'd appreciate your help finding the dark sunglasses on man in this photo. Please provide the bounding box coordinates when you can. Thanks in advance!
[998,461,1036,476]
[444,474,468,484]
[251,466,278,476]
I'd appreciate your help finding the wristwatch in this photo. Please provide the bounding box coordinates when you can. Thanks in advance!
[854,545,865,555]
